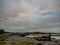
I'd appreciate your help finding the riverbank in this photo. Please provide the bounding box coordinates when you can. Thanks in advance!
[0,31,60,45]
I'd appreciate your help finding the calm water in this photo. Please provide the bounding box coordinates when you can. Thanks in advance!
[51,36,60,39]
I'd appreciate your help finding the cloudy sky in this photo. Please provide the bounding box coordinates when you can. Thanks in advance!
[0,0,60,32]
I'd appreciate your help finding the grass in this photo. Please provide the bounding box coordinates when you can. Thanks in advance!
[16,40,36,45]
[0,42,5,45]
[0,33,11,45]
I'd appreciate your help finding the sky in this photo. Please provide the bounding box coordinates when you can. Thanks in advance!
[0,0,60,32]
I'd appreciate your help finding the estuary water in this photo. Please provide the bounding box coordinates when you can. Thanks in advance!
[51,36,60,39]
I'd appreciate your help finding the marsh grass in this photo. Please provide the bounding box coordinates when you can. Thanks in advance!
[0,42,5,45]
[17,40,36,45]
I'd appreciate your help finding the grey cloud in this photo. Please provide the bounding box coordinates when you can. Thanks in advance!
[0,0,60,32]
